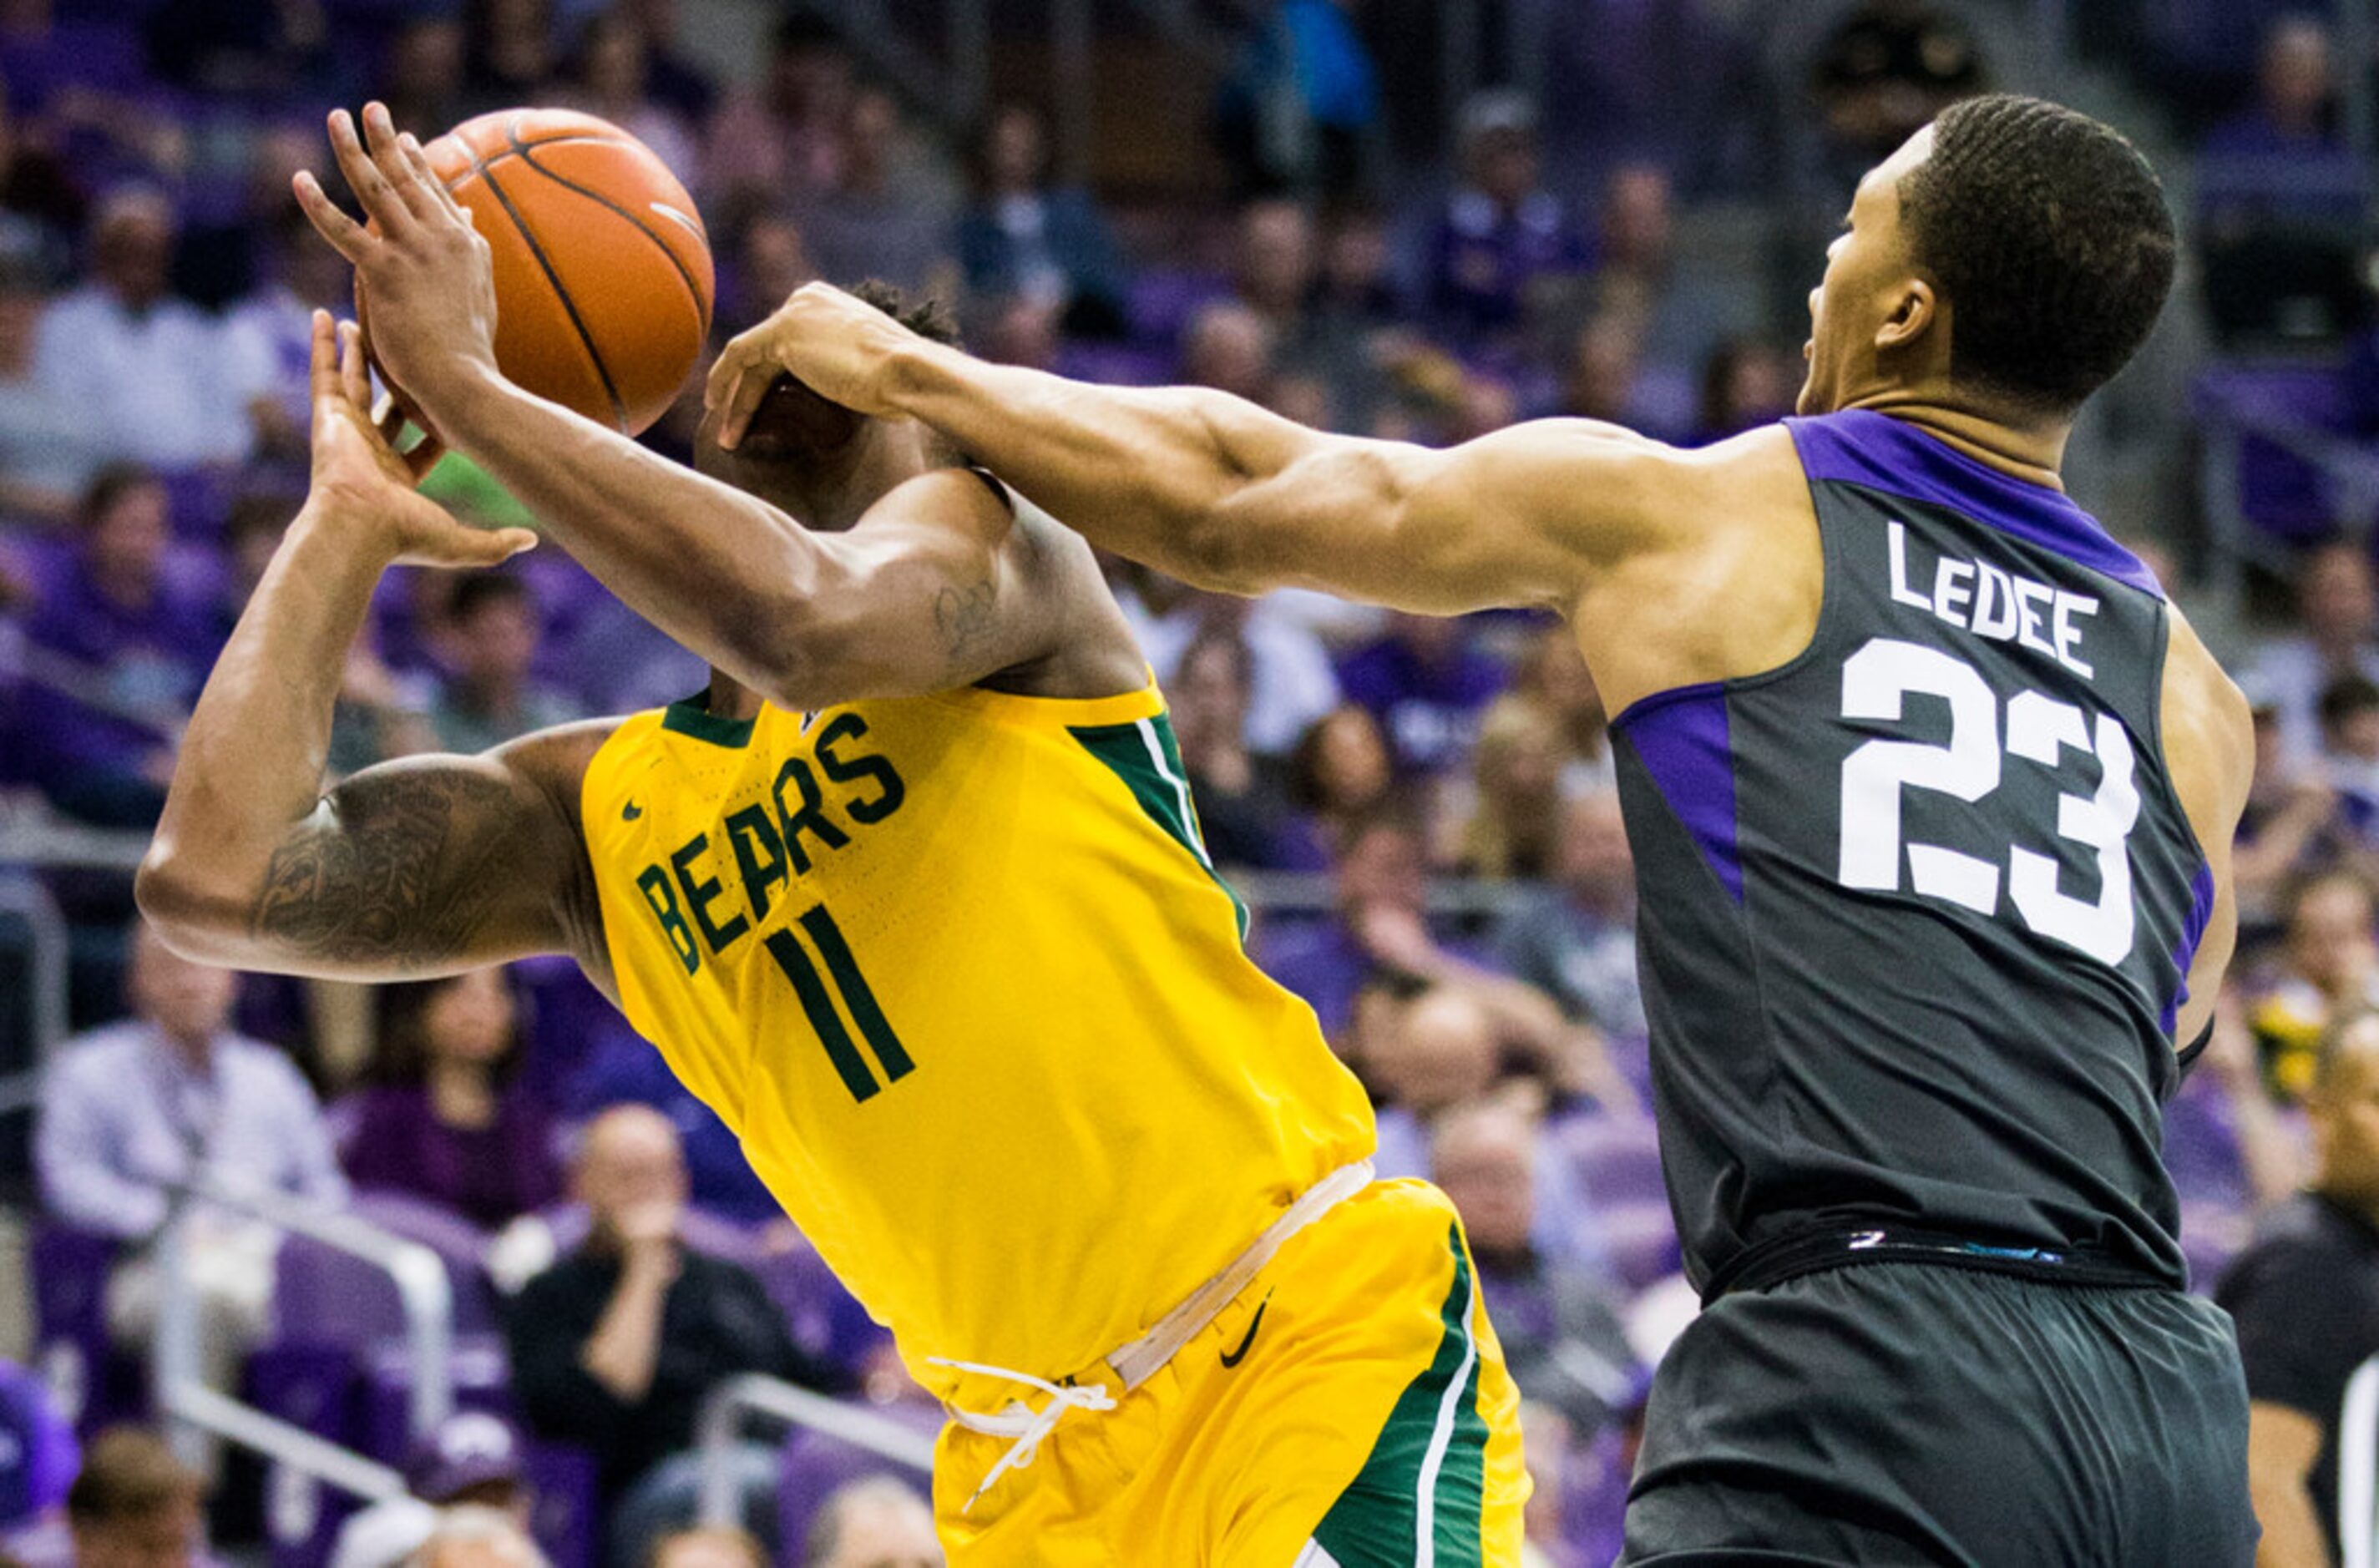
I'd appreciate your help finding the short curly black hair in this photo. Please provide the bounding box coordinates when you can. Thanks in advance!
[848,278,959,348]
[1898,94,2175,417]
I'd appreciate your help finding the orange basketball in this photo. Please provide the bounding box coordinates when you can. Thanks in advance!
[416,108,713,437]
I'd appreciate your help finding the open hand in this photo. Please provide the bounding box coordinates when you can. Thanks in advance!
[704,281,921,448]
[293,102,499,421]
[306,308,534,569]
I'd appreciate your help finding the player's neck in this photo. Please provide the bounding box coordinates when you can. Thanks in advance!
[703,671,765,721]
[1835,387,2073,492]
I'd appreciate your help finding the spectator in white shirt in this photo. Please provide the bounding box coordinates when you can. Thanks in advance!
[2247,540,2379,767]
[36,920,346,1441]
[33,188,255,472]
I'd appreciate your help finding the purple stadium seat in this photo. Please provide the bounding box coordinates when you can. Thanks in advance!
[28,1223,140,1435]
[245,1341,360,1464]
[2193,362,2356,543]
[250,1351,419,1568]
[510,955,621,1104]
[2179,1201,2253,1295]
[774,1404,940,1559]
[346,1191,499,1322]
[272,1233,418,1348]
[1596,1202,1683,1295]
[1562,1422,1634,1568]
[0,1360,78,1530]
[266,1448,367,1568]
[1554,1114,1666,1207]
[2160,1073,2254,1210]
[358,1336,512,1466]
[524,1442,600,1568]
[756,1241,888,1385]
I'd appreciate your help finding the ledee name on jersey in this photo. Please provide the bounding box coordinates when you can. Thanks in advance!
[628,712,908,976]
[1885,519,2100,679]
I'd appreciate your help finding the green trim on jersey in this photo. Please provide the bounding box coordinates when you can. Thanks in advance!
[1310,1224,1489,1566]
[662,694,757,749]
[1069,714,1251,942]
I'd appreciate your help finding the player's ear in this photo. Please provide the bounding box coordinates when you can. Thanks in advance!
[1874,276,1938,355]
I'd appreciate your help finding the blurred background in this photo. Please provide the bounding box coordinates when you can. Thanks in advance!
[0,1,2368,1565]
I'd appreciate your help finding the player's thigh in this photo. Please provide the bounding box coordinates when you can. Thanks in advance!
[1200,1181,1528,1565]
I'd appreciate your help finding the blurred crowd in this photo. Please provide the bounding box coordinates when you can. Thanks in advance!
[0,0,2374,1565]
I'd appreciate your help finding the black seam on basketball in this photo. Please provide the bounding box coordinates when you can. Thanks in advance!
[438,137,625,200]
[473,159,628,432]
[514,139,711,339]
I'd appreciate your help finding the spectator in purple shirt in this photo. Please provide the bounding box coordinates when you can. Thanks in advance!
[337,968,563,1232]
[1255,808,1498,1039]
[23,466,217,827]
[2205,14,2346,161]
[1420,91,1590,354]
[1334,610,1507,776]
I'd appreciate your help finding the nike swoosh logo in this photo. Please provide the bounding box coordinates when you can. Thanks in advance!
[623,801,644,821]
[1219,1292,1271,1369]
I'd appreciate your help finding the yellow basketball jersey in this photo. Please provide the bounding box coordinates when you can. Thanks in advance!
[579,676,1376,1404]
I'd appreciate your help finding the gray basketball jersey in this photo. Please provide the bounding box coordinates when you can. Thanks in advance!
[1611,410,2210,1293]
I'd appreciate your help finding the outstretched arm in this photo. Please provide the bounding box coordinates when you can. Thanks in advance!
[706,283,1687,615]
[295,105,1078,711]
[138,311,605,982]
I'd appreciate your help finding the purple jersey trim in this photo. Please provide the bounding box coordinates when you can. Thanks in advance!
[1786,410,2165,599]
[2161,861,2218,1034]
[1615,681,1744,904]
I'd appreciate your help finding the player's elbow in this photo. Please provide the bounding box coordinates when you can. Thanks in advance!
[742,606,874,714]
[1163,506,1267,596]
[133,845,253,962]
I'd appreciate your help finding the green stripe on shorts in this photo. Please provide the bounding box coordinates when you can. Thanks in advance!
[1310,1222,1488,1566]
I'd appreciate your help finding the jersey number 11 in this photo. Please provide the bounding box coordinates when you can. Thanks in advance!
[764,905,916,1102]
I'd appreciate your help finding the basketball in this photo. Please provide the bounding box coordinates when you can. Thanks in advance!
[402,107,712,438]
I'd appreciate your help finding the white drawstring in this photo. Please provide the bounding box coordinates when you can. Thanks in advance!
[925,1160,1374,1515]
[929,1357,1118,1513]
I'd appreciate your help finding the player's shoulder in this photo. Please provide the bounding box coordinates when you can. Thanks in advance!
[494,716,636,820]
[1434,416,1806,571]
[2159,606,2253,789]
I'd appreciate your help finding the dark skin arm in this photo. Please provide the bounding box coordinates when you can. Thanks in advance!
[720,286,2256,1051]
[701,281,1817,721]
[295,104,1137,711]
[138,311,615,989]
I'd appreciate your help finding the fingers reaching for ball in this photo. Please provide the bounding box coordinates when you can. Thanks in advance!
[294,101,504,426]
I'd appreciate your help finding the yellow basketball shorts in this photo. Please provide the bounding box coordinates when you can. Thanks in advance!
[931,1177,1530,1565]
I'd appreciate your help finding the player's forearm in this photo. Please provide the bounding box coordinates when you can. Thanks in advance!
[433,367,846,701]
[883,341,1322,591]
[139,511,386,948]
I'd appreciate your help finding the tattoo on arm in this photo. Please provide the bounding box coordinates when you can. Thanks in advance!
[934,579,998,662]
[249,767,527,966]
